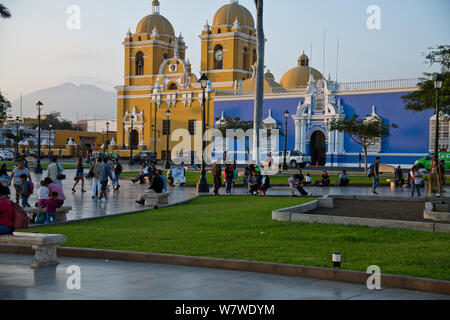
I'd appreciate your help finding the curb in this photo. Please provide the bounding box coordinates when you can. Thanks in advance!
[1,244,448,296]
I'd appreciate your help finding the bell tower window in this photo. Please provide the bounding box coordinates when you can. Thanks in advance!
[214,45,223,70]
[243,47,250,71]
[136,52,144,75]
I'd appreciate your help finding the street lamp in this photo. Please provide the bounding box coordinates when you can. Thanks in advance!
[128,114,135,165]
[35,101,43,174]
[197,73,210,193]
[48,124,52,161]
[433,74,444,196]
[164,109,171,169]
[106,122,110,151]
[15,116,20,162]
[283,110,290,170]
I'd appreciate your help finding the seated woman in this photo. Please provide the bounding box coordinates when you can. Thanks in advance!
[304,173,312,185]
[248,171,260,196]
[339,170,350,187]
[321,171,331,187]
[0,184,14,235]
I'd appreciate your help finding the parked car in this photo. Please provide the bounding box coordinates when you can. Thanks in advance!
[263,150,311,168]
[133,151,157,165]
[415,152,450,170]
[0,150,14,161]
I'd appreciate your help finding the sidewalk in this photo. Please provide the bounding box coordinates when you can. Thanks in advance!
[0,253,447,300]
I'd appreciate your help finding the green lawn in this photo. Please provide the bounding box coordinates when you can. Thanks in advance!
[122,170,394,186]
[29,197,450,280]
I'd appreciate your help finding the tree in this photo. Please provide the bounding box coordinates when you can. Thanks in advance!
[216,115,254,160]
[2,129,34,160]
[0,91,11,121]
[30,112,76,131]
[330,115,398,172]
[402,45,450,115]
[253,0,264,165]
[0,4,11,19]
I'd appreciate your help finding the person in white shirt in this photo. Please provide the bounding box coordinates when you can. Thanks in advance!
[410,165,422,197]
[305,173,312,185]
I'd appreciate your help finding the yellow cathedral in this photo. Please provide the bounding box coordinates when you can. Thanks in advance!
[115,0,261,160]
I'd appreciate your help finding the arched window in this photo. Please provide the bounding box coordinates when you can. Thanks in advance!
[252,49,257,65]
[168,83,178,91]
[243,47,249,71]
[218,28,221,34]
[214,45,223,70]
[135,52,144,76]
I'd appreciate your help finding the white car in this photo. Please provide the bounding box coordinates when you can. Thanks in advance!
[266,151,311,168]
[0,150,14,161]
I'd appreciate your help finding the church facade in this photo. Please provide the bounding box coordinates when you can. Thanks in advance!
[116,0,435,167]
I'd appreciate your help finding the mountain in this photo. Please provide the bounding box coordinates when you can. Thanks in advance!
[10,83,117,122]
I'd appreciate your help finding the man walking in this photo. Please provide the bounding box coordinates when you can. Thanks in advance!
[370,157,381,194]
[98,157,113,203]
[211,161,222,196]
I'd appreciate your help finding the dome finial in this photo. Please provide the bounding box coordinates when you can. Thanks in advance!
[152,0,160,14]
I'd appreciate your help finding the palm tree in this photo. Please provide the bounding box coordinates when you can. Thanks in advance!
[253,0,264,166]
[0,4,11,19]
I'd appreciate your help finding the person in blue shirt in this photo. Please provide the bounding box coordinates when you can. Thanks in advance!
[158,170,167,192]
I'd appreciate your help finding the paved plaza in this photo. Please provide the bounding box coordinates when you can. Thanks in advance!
[0,166,447,300]
[0,253,447,300]
[21,166,430,223]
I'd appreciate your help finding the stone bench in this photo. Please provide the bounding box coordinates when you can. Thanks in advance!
[0,232,66,268]
[142,191,171,207]
[24,206,73,223]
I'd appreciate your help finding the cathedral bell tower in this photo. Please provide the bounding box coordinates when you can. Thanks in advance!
[200,0,256,87]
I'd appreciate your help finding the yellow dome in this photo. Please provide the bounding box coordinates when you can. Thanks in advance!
[212,1,255,29]
[136,14,175,36]
[280,67,323,88]
[241,77,284,94]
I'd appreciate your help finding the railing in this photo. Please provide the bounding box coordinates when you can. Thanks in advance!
[337,78,420,91]
[214,78,421,97]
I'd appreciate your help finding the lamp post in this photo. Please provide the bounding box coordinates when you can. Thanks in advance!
[15,116,20,162]
[433,75,444,196]
[433,75,443,164]
[35,101,43,174]
[283,110,289,171]
[48,124,52,162]
[106,122,110,151]
[197,73,210,193]
[128,114,135,165]
[164,109,171,169]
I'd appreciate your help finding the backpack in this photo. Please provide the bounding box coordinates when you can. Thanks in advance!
[27,181,34,198]
[10,201,29,229]
[367,163,375,178]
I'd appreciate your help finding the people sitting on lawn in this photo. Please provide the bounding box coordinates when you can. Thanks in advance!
[320,171,331,187]
[136,171,165,205]
[305,173,312,185]
[394,166,405,187]
[339,170,350,187]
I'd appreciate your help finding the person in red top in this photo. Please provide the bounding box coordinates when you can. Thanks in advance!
[0,184,14,234]
[40,191,59,224]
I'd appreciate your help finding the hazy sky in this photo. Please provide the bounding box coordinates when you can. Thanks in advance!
[0,0,449,102]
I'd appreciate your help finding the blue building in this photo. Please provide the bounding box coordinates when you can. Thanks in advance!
[212,55,433,168]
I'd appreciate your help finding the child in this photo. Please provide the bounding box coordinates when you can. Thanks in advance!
[38,180,49,206]
[19,174,31,207]
[40,191,59,224]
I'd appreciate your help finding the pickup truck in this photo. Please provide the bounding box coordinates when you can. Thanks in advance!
[263,151,311,168]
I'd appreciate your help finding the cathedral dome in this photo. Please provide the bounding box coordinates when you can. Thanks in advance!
[136,1,175,36]
[279,53,323,88]
[212,0,255,29]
